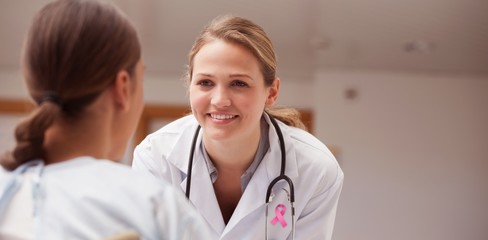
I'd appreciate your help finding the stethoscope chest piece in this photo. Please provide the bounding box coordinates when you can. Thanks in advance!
[265,187,296,240]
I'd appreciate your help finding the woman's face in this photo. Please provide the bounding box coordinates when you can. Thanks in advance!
[189,40,278,142]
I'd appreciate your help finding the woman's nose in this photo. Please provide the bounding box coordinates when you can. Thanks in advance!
[210,87,231,108]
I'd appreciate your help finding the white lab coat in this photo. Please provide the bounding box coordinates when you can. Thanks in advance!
[0,157,211,240]
[133,114,344,240]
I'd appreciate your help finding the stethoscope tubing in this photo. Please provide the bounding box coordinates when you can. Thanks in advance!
[185,125,201,199]
[265,115,295,204]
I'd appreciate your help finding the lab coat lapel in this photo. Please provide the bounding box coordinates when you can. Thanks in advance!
[167,121,198,174]
[181,152,226,235]
[167,126,226,235]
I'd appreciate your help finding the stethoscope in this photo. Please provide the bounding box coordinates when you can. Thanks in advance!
[185,114,296,239]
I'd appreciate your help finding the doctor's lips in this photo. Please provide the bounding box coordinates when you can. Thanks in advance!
[208,113,238,120]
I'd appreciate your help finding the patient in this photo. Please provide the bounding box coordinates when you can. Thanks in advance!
[0,0,211,239]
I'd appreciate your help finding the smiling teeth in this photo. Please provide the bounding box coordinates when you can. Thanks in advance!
[210,114,236,120]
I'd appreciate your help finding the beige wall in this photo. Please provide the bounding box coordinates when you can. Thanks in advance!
[315,70,488,240]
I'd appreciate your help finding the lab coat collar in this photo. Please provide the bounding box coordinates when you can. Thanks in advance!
[167,114,300,179]
[166,116,199,173]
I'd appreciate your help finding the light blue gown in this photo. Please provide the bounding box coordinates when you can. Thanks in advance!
[0,156,213,240]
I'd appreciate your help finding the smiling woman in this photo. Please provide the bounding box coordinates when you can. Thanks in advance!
[132,15,343,240]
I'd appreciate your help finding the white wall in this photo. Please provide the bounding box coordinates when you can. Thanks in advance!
[315,70,488,240]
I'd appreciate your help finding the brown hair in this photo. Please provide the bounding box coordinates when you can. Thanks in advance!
[0,0,141,170]
[184,15,305,130]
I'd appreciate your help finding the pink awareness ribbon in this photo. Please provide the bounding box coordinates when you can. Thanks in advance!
[270,204,287,228]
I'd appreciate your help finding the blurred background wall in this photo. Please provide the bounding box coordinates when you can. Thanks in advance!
[316,70,488,240]
[1,0,487,239]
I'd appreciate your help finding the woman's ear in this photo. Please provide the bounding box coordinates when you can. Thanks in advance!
[265,77,280,107]
[112,70,132,112]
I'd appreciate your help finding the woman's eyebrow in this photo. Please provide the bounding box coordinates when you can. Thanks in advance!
[194,73,214,78]
[229,73,254,81]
